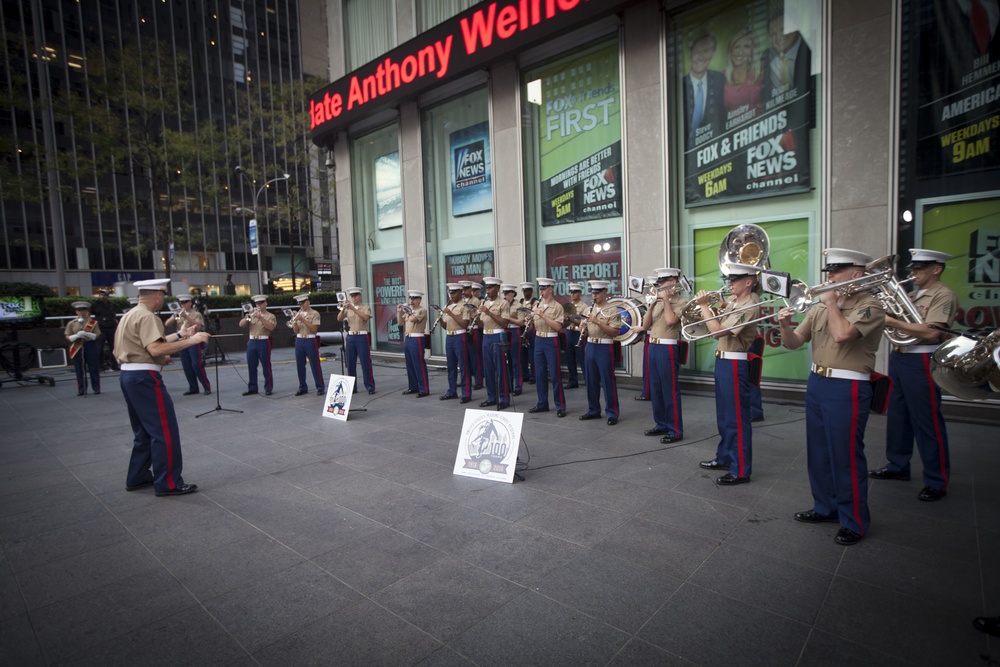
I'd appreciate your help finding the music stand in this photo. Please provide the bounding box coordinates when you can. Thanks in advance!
[196,334,244,418]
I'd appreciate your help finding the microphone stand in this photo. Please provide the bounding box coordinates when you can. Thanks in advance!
[496,332,524,481]
[196,334,244,418]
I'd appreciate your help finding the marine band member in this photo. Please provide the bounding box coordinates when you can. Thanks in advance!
[636,268,687,443]
[166,294,211,396]
[291,293,324,396]
[479,277,511,409]
[240,294,276,396]
[440,283,472,403]
[528,278,567,417]
[578,280,622,425]
[337,286,376,395]
[562,283,586,389]
[399,290,429,397]
[66,301,101,395]
[502,284,525,396]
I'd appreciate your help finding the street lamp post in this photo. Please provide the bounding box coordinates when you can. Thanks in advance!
[235,166,290,293]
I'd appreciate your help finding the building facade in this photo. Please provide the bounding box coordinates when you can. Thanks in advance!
[1,0,335,296]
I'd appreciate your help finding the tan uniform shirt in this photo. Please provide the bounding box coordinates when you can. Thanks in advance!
[344,305,371,333]
[909,281,958,342]
[114,304,168,366]
[647,296,686,340]
[65,317,101,339]
[481,299,510,332]
[465,296,482,328]
[248,310,276,337]
[564,300,586,331]
[292,309,320,335]
[533,299,566,335]
[443,302,468,333]
[583,303,622,339]
[716,295,759,353]
[405,307,427,335]
[795,292,885,373]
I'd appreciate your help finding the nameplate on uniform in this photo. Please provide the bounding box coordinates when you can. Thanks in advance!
[452,409,524,484]
[321,374,356,421]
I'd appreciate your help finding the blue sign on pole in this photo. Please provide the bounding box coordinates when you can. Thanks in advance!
[249,219,258,256]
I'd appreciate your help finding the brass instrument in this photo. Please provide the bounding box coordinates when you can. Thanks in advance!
[335,291,348,310]
[283,307,300,328]
[930,330,1000,401]
[679,287,731,340]
[720,224,769,273]
[241,302,255,325]
[399,304,414,315]
[167,300,190,325]
[864,255,923,346]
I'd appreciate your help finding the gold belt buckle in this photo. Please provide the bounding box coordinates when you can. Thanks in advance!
[815,365,828,376]
[715,350,722,359]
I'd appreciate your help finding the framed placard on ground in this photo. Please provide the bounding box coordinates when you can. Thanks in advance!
[321,374,356,421]
[452,409,524,484]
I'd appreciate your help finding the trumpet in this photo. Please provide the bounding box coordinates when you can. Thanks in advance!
[241,302,255,325]
[399,304,414,315]
[283,308,300,328]
[167,301,190,325]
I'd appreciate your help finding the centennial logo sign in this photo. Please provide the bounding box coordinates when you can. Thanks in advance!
[452,409,524,483]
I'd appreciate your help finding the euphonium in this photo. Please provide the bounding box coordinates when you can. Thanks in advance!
[680,287,730,339]
[864,255,924,346]
[930,330,1000,401]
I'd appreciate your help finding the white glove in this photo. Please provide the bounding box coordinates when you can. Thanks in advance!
[68,333,80,342]
[80,331,97,340]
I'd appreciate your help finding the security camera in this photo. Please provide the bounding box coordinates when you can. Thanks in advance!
[325,157,334,169]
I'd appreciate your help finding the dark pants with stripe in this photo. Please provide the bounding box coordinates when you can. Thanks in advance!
[445,332,471,398]
[72,340,101,393]
[884,351,950,490]
[246,338,273,393]
[179,344,211,392]
[295,337,324,392]
[649,343,682,438]
[483,332,510,405]
[122,370,186,494]
[713,357,752,478]
[806,373,872,536]
[506,327,522,393]
[584,341,618,418]
[637,335,650,398]
[533,336,565,411]
[346,333,376,393]
[564,329,584,386]
[468,328,483,386]
[404,335,429,394]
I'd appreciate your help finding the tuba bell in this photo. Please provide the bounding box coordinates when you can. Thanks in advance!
[930,330,1000,401]
[719,224,770,274]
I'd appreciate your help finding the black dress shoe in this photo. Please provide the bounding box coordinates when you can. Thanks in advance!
[557,410,566,418]
[417,392,429,398]
[512,390,522,396]
[402,389,417,395]
[579,413,600,421]
[295,390,308,396]
[265,390,272,396]
[644,428,667,436]
[918,486,946,502]
[368,390,376,395]
[204,389,212,395]
[460,397,472,404]
[77,391,85,396]
[634,395,649,401]
[125,480,154,491]
[242,390,258,396]
[716,473,750,485]
[473,384,484,390]
[497,403,509,410]
[183,390,198,396]
[607,418,618,425]
[751,416,764,422]
[440,394,457,400]
[480,400,496,407]
[526,379,535,384]
[794,510,837,523]
[869,467,911,481]
[93,390,100,395]
[973,615,1000,637]
[316,389,324,395]
[660,435,682,444]
[155,483,199,497]
[699,459,727,470]
[528,406,549,413]
[564,383,579,389]
[834,527,862,546]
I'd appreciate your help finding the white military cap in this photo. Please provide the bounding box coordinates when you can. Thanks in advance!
[519,282,534,291]
[408,290,424,298]
[909,248,952,265]
[483,276,502,286]
[251,294,268,303]
[536,277,555,287]
[568,283,584,292]
[654,268,681,280]
[71,301,90,309]
[446,282,463,292]
[459,280,473,289]
[589,280,611,291]
[134,278,170,291]
[724,262,761,277]
[822,248,873,270]
[347,286,362,295]
[293,294,311,303]
[501,283,518,292]
[176,294,193,302]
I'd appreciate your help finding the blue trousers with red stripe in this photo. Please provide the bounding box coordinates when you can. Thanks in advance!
[468,328,483,386]
[884,351,950,490]
[444,333,471,398]
[72,340,101,393]
[483,332,510,405]
[649,344,682,438]
[346,333,376,393]
[180,344,210,392]
[295,337,324,392]
[564,329,583,386]
[404,336,429,394]
[806,373,872,536]
[637,335,650,398]
[584,342,618,418]
[122,370,186,494]
[506,327,522,393]
[713,357,751,477]
[246,338,273,393]
[533,336,565,411]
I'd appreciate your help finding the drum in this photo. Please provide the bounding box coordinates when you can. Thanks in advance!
[604,297,646,346]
